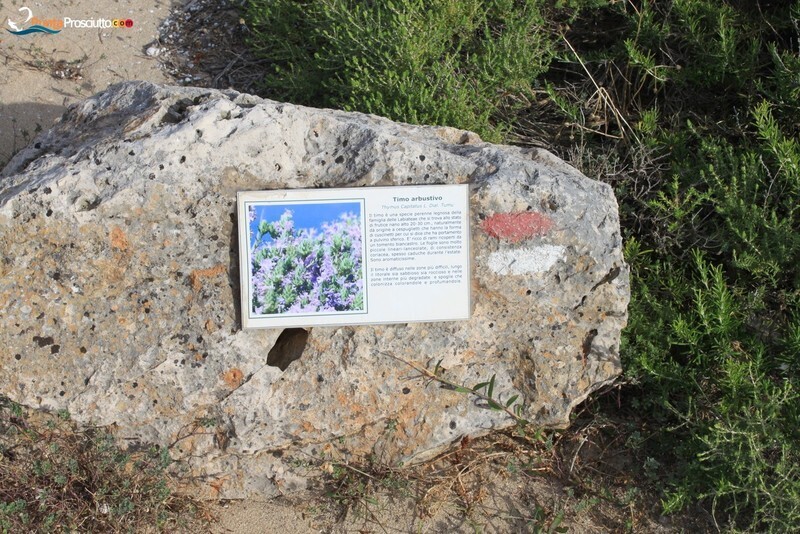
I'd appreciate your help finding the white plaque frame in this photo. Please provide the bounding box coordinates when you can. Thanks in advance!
[237,184,471,329]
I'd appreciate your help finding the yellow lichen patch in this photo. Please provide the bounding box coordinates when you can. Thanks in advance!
[189,264,227,291]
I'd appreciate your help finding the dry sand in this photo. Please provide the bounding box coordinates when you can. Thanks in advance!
[0,0,172,167]
[210,499,316,533]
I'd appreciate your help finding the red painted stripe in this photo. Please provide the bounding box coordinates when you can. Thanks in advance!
[482,212,553,243]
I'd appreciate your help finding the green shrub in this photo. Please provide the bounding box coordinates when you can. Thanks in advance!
[245,0,557,142]
[625,242,800,531]
[606,1,800,530]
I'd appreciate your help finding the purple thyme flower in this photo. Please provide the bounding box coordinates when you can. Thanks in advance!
[250,208,363,315]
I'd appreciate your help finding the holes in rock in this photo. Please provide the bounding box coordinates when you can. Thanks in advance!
[33,335,54,347]
[267,328,309,371]
[581,328,599,361]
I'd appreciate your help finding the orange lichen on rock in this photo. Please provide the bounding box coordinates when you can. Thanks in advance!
[222,368,244,389]
[208,477,228,496]
[188,264,227,291]
[109,226,130,251]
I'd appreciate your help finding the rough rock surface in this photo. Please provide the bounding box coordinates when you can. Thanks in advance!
[0,82,629,498]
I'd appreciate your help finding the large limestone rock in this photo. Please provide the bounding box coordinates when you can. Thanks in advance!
[0,82,628,498]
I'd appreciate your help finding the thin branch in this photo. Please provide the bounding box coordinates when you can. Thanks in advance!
[381,352,527,425]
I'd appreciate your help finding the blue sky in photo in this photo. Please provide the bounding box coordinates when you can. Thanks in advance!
[249,202,361,247]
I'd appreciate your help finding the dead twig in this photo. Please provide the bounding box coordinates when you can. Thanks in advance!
[561,35,642,146]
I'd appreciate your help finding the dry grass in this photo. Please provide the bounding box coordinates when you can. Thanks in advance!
[0,396,211,533]
[280,409,713,533]
[155,0,268,93]
[0,43,89,82]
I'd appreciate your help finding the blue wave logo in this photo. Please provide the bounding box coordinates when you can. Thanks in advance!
[7,7,61,36]
[7,24,60,35]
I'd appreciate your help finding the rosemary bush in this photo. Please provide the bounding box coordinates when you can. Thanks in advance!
[245,0,556,142]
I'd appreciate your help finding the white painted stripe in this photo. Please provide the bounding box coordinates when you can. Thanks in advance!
[487,245,565,275]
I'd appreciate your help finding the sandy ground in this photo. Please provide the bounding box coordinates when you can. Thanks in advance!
[0,0,172,167]
[210,499,317,534]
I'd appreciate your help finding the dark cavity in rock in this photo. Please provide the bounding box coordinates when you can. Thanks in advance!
[267,328,309,371]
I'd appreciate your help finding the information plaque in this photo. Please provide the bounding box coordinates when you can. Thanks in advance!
[237,184,471,328]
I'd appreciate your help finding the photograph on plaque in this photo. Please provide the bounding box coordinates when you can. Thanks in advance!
[238,185,471,329]
[245,199,367,317]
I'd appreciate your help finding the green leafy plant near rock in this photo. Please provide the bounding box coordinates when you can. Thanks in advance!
[246,0,800,530]
[598,2,800,530]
